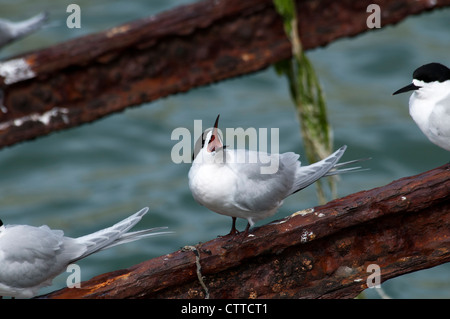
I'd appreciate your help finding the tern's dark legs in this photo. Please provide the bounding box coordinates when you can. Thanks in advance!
[244,222,250,233]
[227,217,251,236]
[228,217,238,235]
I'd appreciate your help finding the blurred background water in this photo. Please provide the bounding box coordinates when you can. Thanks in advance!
[0,0,448,298]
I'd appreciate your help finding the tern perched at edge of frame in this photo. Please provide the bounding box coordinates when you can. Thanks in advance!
[0,207,171,298]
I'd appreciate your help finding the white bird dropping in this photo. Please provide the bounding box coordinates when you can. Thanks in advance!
[393,62,450,151]
[0,207,171,298]
[188,115,367,235]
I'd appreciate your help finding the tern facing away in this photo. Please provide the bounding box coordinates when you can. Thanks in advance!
[0,207,170,298]
[188,115,367,235]
[393,62,450,151]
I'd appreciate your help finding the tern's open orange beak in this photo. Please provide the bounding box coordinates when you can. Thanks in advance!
[207,115,223,152]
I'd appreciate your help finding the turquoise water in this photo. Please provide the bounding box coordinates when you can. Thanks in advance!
[0,1,448,298]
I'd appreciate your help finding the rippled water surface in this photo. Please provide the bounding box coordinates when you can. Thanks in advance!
[0,1,448,298]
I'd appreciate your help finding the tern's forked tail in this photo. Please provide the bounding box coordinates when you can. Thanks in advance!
[290,145,370,195]
[74,207,172,261]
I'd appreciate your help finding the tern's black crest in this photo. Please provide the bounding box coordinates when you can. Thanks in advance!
[0,219,3,227]
[413,62,450,83]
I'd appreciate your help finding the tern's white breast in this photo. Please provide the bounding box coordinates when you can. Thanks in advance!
[188,161,238,214]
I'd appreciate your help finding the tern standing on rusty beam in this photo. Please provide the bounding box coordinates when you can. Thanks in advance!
[0,12,48,48]
[0,207,171,298]
[393,62,450,151]
[188,115,367,235]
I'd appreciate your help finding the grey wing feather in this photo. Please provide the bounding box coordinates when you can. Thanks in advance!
[98,226,170,250]
[74,207,171,260]
[232,150,299,212]
[0,225,85,290]
[289,145,347,194]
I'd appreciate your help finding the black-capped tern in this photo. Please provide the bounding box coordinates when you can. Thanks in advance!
[393,62,450,151]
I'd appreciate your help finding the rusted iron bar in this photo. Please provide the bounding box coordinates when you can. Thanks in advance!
[1,0,450,148]
[40,163,450,299]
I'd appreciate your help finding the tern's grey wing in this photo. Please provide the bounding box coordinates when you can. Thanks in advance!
[289,145,347,194]
[0,225,85,291]
[230,150,299,212]
[74,210,145,260]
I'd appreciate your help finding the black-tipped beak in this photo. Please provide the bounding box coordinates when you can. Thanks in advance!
[393,83,420,95]
[213,114,220,129]
[207,115,223,153]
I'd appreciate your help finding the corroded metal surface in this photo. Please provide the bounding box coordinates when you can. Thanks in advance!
[1,0,450,148]
[40,163,450,299]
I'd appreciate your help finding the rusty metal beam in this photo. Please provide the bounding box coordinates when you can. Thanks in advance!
[1,0,450,148]
[39,163,450,299]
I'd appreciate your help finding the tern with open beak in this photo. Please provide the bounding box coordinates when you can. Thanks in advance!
[188,115,368,235]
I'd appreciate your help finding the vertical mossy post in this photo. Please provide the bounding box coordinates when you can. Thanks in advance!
[273,0,335,203]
